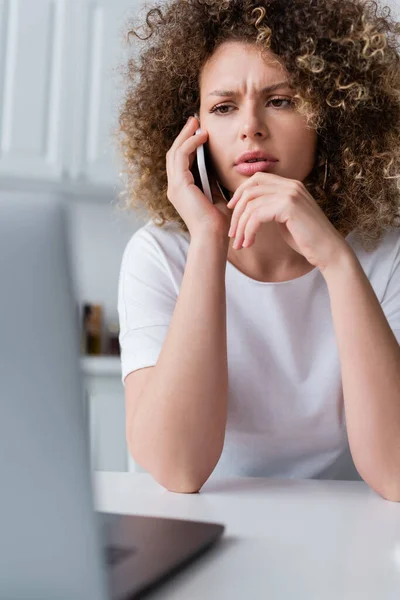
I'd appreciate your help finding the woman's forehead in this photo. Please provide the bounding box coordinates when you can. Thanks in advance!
[199,42,289,93]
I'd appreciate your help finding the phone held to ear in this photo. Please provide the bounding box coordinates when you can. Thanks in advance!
[193,113,230,205]
[194,112,213,203]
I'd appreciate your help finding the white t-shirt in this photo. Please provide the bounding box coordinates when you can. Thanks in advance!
[118,219,400,481]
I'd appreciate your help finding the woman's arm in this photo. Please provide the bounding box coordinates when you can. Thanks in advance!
[126,227,230,493]
[322,250,400,502]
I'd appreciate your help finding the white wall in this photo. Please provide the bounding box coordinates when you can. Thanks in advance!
[0,187,147,339]
[66,197,147,330]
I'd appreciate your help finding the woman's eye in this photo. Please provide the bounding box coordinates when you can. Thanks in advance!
[269,98,292,108]
[211,104,232,115]
[211,97,292,114]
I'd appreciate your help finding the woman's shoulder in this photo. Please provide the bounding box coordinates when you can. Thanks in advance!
[128,218,189,247]
[121,218,191,275]
[347,226,400,299]
[348,226,400,265]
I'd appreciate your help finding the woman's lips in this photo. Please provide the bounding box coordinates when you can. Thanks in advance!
[234,160,278,176]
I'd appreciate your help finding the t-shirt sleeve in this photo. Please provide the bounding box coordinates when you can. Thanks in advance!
[380,233,400,344]
[117,228,178,385]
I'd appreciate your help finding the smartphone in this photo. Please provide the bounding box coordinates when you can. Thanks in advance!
[194,112,214,203]
[193,113,231,204]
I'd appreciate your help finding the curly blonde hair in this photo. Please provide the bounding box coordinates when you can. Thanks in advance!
[116,0,400,251]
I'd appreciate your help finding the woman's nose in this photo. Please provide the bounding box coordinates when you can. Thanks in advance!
[240,115,268,139]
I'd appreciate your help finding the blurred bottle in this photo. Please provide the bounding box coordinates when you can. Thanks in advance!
[81,303,103,355]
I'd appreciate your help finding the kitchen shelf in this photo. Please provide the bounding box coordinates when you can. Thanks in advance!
[81,355,121,377]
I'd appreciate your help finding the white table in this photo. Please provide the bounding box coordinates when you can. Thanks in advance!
[94,472,400,599]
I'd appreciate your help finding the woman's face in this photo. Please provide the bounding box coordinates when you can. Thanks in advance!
[199,41,318,194]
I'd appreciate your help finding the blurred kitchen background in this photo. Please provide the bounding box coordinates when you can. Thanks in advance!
[0,0,150,473]
[3,0,400,476]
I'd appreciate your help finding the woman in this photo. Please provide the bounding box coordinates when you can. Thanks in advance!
[117,0,400,500]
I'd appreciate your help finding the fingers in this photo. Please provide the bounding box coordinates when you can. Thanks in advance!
[167,116,202,156]
[232,200,279,249]
[180,127,208,157]
[166,117,208,183]
[228,187,266,238]
[232,208,255,249]
[236,212,260,249]
[174,129,208,181]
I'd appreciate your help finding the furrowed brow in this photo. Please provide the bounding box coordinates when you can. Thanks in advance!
[207,81,291,97]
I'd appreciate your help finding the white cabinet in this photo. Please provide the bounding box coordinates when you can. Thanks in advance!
[69,0,140,186]
[86,377,127,472]
[82,356,127,471]
[0,0,142,189]
[82,356,146,473]
[0,0,71,180]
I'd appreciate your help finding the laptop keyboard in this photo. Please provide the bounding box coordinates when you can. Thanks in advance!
[104,545,136,567]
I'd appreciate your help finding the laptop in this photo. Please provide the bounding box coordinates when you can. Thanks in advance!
[0,192,225,600]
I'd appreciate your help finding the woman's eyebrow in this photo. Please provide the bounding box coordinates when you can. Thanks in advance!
[207,81,292,97]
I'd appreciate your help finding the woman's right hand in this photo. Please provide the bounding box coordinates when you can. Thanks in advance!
[166,115,232,239]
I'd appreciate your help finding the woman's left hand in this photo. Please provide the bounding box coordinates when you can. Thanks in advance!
[226,172,352,273]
